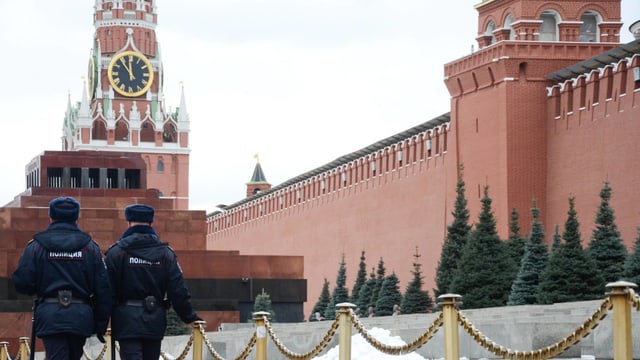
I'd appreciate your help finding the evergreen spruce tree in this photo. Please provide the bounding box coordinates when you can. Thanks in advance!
[435,167,471,297]
[350,251,367,307]
[324,254,349,320]
[507,200,549,305]
[504,207,526,285]
[253,289,276,322]
[551,224,561,252]
[537,197,605,304]
[309,278,331,321]
[450,186,516,309]
[369,258,386,310]
[165,308,189,335]
[623,228,640,285]
[401,247,434,314]
[375,272,403,316]
[587,182,628,283]
[356,268,376,316]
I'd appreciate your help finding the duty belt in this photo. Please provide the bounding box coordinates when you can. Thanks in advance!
[41,298,89,305]
[123,296,162,313]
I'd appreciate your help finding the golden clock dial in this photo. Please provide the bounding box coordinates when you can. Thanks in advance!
[107,51,154,97]
[87,56,96,100]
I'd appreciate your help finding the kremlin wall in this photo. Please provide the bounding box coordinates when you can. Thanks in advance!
[207,0,640,318]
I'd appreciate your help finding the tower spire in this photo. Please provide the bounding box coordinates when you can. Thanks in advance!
[246,155,271,198]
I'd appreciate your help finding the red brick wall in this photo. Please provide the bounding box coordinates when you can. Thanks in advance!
[209,154,455,317]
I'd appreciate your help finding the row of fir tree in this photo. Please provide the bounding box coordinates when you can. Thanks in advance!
[311,170,640,319]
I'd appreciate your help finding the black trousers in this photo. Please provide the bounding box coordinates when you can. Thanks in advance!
[41,333,86,360]
[118,339,162,360]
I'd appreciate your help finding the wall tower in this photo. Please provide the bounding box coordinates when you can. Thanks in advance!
[444,0,623,235]
[62,0,190,209]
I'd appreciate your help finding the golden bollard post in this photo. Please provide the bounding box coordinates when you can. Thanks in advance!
[19,337,29,360]
[0,341,9,360]
[336,302,356,360]
[253,311,270,360]
[438,294,462,360]
[606,281,637,360]
[106,329,113,360]
[192,320,206,360]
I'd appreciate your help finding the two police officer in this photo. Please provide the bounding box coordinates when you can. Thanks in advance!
[12,197,112,360]
[104,204,201,360]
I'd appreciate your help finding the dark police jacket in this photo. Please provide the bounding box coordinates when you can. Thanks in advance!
[104,225,199,340]
[12,222,112,338]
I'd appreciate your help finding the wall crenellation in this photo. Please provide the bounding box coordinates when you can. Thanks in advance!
[549,53,640,120]
[206,121,451,236]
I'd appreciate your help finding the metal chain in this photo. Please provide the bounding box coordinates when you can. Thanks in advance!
[456,297,611,360]
[350,310,444,355]
[629,288,640,311]
[173,332,194,360]
[197,323,257,360]
[2,342,13,360]
[83,342,107,360]
[263,315,340,360]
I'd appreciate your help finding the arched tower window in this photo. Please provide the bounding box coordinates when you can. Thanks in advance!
[504,14,515,40]
[140,120,155,142]
[115,119,129,141]
[92,119,107,140]
[539,10,559,41]
[163,122,177,143]
[579,11,600,42]
[485,21,497,45]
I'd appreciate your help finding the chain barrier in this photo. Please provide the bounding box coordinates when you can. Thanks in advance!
[198,324,256,360]
[1,341,13,360]
[629,288,640,311]
[83,341,107,360]
[263,314,340,360]
[8,287,639,360]
[456,297,612,360]
[350,310,444,355]
[166,331,195,360]
[194,323,256,360]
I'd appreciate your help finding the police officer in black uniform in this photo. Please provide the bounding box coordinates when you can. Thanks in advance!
[105,204,201,360]
[12,197,112,360]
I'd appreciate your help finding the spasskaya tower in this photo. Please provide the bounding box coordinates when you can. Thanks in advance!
[62,0,190,209]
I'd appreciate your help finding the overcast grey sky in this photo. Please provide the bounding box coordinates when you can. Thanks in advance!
[0,1,638,213]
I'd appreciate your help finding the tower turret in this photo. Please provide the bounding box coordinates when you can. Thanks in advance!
[61,0,191,209]
[247,154,271,197]
[444,0,623,237]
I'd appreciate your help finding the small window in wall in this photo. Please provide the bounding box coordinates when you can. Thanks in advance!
[47,168,63,188]
[89,168,100,188]
[70,168,81,188]
[579,12,599,42]
[157,159,164,173]
[106,168,118,189]
[539,11,558,41]
[125,169,140,189]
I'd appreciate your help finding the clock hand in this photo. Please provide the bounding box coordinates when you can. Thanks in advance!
[127,57,135,81]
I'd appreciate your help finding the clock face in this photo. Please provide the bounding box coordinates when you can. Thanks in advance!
[87,56,96,100]
[107,51,154,97]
